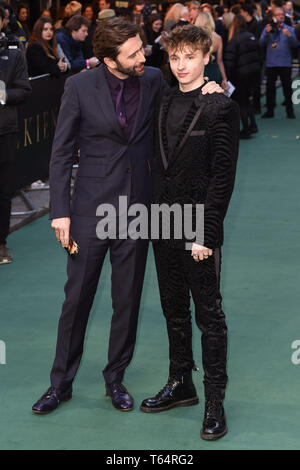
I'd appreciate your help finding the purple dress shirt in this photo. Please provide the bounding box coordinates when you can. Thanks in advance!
[104,65,141,141]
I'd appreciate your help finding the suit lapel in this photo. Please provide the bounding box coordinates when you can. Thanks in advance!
[95,65,126,141]
[129,73,150,142]
[167,90,206,170]
[158,91,175,171]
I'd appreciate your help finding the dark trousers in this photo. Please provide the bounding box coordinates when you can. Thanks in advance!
[232,79,256,132]
[266,66,293,113]
[0,133,17,245]
[50,214,149,391]
[153,243,228,399]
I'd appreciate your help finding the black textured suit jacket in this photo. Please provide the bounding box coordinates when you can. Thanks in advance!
[153,88,240,249]
[49,64,167,219]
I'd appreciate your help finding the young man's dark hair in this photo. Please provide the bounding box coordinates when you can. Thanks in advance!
[0,5,5,20]
[163,24,212,56]
[65,14,90,32]
[93,17,139,62]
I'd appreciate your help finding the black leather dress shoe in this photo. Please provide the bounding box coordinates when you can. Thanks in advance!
[200,395,227,441]
[140,372,199,413]
[106,382,134,411]
[32,387,72,414]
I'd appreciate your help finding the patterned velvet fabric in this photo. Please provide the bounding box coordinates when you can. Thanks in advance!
[153,89,240,249]
[154,244,228,399]
[152,89,240,398]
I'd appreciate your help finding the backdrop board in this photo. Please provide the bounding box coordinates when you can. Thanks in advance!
[12,73,68,192]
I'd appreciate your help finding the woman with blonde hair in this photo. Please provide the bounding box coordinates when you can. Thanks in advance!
[164,3,189,31]
[222,11,235,48]
[195,12,227,89]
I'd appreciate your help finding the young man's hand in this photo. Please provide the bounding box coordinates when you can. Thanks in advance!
[202,78,224,94]
[191,243,213,262]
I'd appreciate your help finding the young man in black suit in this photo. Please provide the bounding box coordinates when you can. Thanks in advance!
[32,18,221,415]
[140,25,240,441]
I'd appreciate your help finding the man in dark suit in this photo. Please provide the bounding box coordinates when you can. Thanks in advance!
[140,25,240,441]
[32,18,222,415]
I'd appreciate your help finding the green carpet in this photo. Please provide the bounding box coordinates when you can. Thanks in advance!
[1,86,300,450]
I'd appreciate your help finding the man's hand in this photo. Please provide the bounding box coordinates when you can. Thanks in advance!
[282,27,291,37]
[51,217,71,248]
[191,243,213,262]
[265,24,272,34]
[202,78,223,94]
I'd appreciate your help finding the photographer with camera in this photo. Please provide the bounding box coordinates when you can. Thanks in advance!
[259,7,299,119]
[0,6,31,265]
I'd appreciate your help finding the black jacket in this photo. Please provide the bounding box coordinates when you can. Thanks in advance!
[0,48,31,137]
[153,89,240,249]
[224,30,260,84]
[26,43,61,78]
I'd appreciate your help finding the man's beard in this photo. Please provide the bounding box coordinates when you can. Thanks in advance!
[115,58,145,77]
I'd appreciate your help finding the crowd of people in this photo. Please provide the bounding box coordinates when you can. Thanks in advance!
[1,1,300,443]
[0,0,299,137]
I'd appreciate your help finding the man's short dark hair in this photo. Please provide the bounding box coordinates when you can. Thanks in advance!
[93,17,139,62]
[163,24,212,56]
[240,4,254,17]
[65,14,90,31]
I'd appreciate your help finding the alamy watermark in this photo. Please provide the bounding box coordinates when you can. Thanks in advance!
[292,80,300,105]
[291,340,300,365]
[0,340,6,365]
[95,196,204,249]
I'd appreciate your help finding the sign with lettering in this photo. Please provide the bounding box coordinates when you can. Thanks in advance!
[12,74,68,191]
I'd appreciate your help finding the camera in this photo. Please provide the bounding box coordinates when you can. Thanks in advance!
[270,21,279,35]
[0,36,21,53]
[265,11,279,35]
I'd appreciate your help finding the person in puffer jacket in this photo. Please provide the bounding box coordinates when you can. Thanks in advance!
[224,14,260,139]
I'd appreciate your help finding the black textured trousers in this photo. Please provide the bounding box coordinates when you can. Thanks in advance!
[153,243,228,399]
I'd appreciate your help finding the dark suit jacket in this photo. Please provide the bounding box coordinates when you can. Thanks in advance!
[0,48,31,139]
[49,64,167,219]
[153,88,240,249]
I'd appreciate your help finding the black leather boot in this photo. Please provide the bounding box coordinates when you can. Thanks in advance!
[140,372,199,413]
[200,395,227,440]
